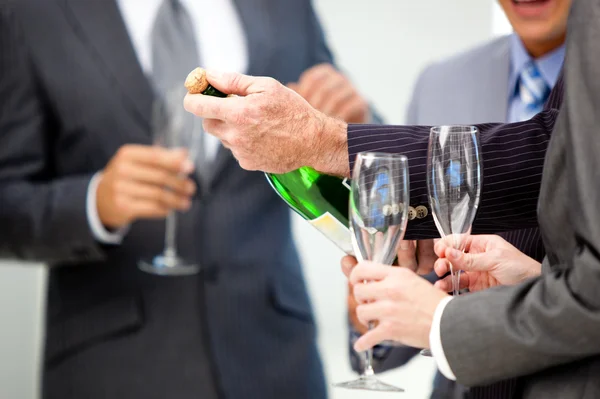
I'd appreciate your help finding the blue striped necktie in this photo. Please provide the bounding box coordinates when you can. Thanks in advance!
[518,61,551,121]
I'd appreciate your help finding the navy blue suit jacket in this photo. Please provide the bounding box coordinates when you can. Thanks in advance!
[0,1,344,398]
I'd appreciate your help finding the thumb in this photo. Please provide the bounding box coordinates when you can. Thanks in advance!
[446,248,487,273]
[206,70,265,96]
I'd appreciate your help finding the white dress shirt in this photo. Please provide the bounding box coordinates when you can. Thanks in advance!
[87,0,248,243]
[430,296,456,380]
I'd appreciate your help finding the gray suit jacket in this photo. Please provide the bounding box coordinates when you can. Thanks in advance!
[0,1,336,398]
[440,1,600,397]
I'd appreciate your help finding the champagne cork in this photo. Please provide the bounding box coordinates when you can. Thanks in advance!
[184,67,228,98]
[184,67,210,94]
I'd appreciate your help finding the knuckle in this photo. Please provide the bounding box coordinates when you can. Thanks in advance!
[237,158,256,171]
[227,133,241,147]
[150,146,163,161]
[231,107,248,125]
[229,72,243,90]
[263,77,279,90]
[116,145,131,159]
[114,163,129,178]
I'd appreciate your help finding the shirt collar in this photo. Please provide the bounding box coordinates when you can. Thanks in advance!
[509,33,565,94]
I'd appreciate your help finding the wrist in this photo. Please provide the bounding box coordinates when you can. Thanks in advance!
[421,291,450,348]
[527,260,543,280]
[309,111,349,177]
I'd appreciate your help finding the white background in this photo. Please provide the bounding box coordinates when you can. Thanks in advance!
[0,2,512,398]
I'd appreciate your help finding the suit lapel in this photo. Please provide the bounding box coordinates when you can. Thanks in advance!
[480,36,511,122]
[209,0,275,187]
[61,0,154,132]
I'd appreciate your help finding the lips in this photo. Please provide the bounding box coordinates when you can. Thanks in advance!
[511,0,552,17]
[513,0,549,4]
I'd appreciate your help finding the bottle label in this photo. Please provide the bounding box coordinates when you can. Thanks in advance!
[308,212,354,255]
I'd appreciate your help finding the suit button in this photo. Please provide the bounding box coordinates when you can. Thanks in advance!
[415,205,428,219]
[408,206,417,221]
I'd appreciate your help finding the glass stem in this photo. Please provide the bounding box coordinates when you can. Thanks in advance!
[363,349,375,376]
[363,321,375,377]
[449,262,461,296]
[164,210,177,259]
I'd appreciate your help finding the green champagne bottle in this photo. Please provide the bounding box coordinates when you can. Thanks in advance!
[265,169,353,254]
[185,67,353,254]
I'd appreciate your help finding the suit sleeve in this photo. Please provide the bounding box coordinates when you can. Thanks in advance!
[0,4,106,264]
[346,72,562,239]
[437,0,600,386]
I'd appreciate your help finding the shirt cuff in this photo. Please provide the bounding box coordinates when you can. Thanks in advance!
[86,172,128,244]
[429,296,457,381]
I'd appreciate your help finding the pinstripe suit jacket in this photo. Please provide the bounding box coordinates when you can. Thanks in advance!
[0,1,334,398]
[346,77,562,241]
[347,1,600,397]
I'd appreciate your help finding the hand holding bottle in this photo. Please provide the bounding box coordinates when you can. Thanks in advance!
[183,69,349,176]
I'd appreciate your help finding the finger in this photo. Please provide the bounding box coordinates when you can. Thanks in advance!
[341,255,358,278]
[296,64,333,98]
[184,92,244,122]
[347,283,369,335]
[305,74,346,111]
[120,164,196,196]
[287,82,299,92]
[434,235,474,258]
[434,258,451,277]
[205,70,271,96]
[434,273,469,292]
[119,146,194,175]
[446,249,487,273]
[115,181,192,211]
[126,198,171,220]
[396,240,417,271]
[331,93,366,123]
[352,280,389,303]
[349,262,391,285]
[322,85,355,116]
[416,239,438,275]
[353,324,390,352]
[202,118,226,136]
[355,301,389,327]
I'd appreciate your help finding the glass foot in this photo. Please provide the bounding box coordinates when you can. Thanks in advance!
[138,254,200,276]
[420,348,432,357]
[333,376,404,392]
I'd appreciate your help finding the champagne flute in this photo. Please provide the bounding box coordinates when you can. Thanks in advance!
[428,126,481,292]
[333,152,409,392]
[138,87,201,276]
[420,125,482,356]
